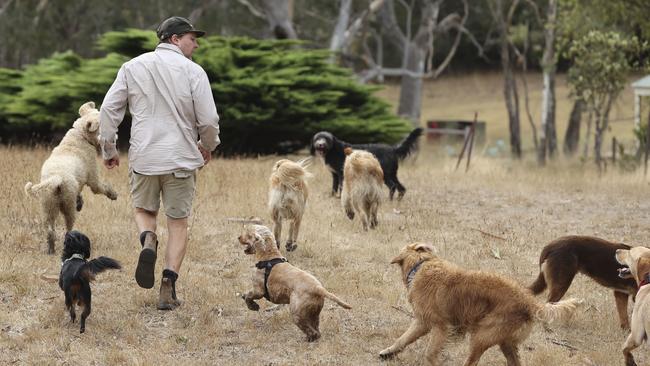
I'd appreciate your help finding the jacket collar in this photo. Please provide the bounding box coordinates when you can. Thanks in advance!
[156,43,184,56]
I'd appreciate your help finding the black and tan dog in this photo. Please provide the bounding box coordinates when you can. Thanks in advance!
[529,235,637,329]
[59,231,121,333]
[310,128,422,200]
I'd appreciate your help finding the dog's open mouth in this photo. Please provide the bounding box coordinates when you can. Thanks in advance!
[314,147,327,156]
[618,266,632,279]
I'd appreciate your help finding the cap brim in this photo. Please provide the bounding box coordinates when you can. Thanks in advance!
[189,30,206,37]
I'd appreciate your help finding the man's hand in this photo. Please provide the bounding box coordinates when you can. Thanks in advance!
[104,156,120,169]
[199,146,212,165]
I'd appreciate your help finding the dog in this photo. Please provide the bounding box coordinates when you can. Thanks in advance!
[529,235,637,329]
[59,231,121,333]
[380,243,580,365]
[268,158,310,252]
[310,127,422,200]
[238,224,351,341]
[616,246,650,366]
[341,148,383,230]
[25,102,118,254]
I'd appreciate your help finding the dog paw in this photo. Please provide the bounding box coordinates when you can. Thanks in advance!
[246,300,260,311]
[106,189,118,200]
[286,242,297,252]
[379,349,395,360]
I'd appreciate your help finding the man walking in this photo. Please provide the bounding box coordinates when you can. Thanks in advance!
[99,16,220,310]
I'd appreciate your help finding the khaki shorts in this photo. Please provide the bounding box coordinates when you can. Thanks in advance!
[129,169,196,219]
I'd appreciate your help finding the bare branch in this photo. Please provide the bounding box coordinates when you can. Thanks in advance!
[236,0,266,20]
[330,0,352,52]
[431,0,468,78]
[379,0,406,53]
[338,0,385,54]
[522,0,543,25]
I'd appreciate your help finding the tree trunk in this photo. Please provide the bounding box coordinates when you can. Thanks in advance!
[329,0,352,58]
[594,96,614,169]
[261,0,297,39]
[397,43,426,123]
[563,99,584,156]
[539,0,557,163]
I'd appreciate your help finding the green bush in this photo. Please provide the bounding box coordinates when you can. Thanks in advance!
[0,30,412,154]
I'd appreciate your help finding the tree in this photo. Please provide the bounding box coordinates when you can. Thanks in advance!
[488,0,522,158]
[538,0,557,164]
[359,0,471,125]
[566,30,644,169]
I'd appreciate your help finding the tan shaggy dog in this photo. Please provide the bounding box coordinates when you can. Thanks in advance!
[380,243,581,366]
[238,224,351,341]
[615,246,650,366]
[268,158,310,252]
[341,148,383,230]
[25,102,117,254]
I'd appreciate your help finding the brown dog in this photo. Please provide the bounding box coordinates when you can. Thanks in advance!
[268,158,310,252]
[616,246,650,366]
[529,236,637,329]
[238,224,351,341]
[381,243,580,366]
[341,148,383,230]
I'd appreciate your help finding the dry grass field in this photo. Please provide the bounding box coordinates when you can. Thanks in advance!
[2,74,649,365]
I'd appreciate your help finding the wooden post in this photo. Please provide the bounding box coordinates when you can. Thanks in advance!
[645,123,650,176]
[455,126,471,171]
[465,112,478,172]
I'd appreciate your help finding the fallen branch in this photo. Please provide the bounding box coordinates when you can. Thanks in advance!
[470,227,507,241]
[547,338,578,351]
[391,305,413,318]
[226,217,263,225]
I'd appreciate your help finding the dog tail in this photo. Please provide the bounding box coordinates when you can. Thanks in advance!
[535,298,581,325]
[319,288,352,309]
[24,175,63,196]
[87,256,122,275]
[77,256,121,281]
[528,270,547,295]
[394,127,423,161]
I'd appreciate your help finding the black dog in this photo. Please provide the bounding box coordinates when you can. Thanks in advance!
[310,128,423,200]
[59,231,121,333]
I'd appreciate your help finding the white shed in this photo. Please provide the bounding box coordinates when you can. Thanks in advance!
[632,75,650,128]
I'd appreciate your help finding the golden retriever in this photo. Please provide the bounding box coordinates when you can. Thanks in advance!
[616,246,650,366]
[238,224,351,341]
[268,158,310,252]
[341,148,383,230]
[380,243,581,366]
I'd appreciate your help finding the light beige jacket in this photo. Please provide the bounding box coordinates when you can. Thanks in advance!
[99,43,220,175]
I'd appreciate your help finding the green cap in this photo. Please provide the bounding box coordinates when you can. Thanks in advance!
[156,16,206,41]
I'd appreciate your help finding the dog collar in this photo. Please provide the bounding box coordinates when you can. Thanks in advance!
[639,274,650,290]
[406,259,427,288]
[255,258,287,301]
[62,253,86,266]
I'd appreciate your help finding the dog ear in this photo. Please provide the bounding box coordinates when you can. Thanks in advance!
[414,243,434,253]
[309,143,316,156]
[79,101,96,117]
[616,249,630,266]
[637,257,650,282]
[85,119,99,133]
[344,147,353,156]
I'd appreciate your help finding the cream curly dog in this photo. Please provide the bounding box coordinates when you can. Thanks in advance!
[616,246,650,366]
[238,224,351,341]
[341,148,383,230]
[268,158,310,252]
[25,102,117,254]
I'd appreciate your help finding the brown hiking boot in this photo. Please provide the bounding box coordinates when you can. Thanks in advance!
[157,270,181,310]
[135,231,157,289]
